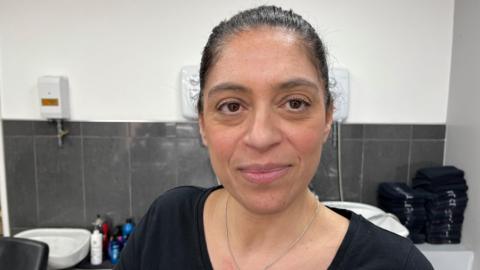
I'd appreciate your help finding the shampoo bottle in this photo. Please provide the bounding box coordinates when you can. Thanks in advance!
[108,235,121,264]
[122,218,135,244]
[90,226,103,265]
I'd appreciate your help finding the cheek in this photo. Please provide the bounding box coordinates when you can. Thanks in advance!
[205,127,239,164]
[287,124,327,159]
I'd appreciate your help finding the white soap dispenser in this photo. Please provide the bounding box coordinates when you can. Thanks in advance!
[90,225,103,265]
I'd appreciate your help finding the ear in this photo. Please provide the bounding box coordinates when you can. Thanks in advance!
[322,106,334,143]
[198,113,208,146]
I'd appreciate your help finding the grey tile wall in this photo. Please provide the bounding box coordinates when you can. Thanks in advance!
[35,136,84,227]
[83,137,131,226]
[310,124,445,204]
[2,121,445,233]
[4,136,37,228]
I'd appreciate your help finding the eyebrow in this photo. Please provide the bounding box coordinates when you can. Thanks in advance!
[206,77,320,98]
[207,82,250,98]
[277,78,320,92]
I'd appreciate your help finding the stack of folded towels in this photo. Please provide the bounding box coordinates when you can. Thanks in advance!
[412,166,468,244]
[377,182,430,243]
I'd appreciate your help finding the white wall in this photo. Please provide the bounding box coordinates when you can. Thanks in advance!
[445,0,480,268]
[0,42,11,236]
[0,0,454,123]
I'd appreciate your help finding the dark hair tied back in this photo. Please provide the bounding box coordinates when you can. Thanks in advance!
[198,5,332,114]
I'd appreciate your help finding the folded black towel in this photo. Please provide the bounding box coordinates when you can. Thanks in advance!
[378,182,430,200]
[377,197,426,208]
[412,176,466,188]
[427,197,468,209]
[426,237,461,244]
[432,189,468,200]
[414,183,468,193]
[427,223,462,232]
[416,165,464,179]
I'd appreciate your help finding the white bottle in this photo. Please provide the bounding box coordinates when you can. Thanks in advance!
[90,227,103,265]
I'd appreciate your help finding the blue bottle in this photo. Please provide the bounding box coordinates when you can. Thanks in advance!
[108,236,121,264]
[122,218,135,244]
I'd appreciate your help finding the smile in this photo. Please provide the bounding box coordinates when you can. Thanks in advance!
[238,163,292,184]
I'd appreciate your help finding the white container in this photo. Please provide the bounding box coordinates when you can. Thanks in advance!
[90,229,103,265]
[323,201,410,237]
[15,228,90,269]
[38,76,70,119]
[417,244,474,270]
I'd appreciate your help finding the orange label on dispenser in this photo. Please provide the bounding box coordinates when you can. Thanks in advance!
[41,98,59,106]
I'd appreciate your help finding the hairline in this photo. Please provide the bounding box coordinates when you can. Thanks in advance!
[201,25,327,103]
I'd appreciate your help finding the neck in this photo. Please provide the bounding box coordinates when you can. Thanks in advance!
[225,189,318,254]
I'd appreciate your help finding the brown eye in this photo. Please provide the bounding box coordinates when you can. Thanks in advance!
[218,101,243,115]
[227,103,240,112]
[286,98,310,112]
[289,100,303,109]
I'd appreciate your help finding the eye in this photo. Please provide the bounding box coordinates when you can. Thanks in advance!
[285,97,311,112]
[217,101,243,115]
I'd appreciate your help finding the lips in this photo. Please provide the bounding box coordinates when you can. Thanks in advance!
[238,163,291,184]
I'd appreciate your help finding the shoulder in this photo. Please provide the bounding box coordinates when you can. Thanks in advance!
[115,185,220,270]
[150,185,208,210]
[330,209,433,270]
[144,185,219,223]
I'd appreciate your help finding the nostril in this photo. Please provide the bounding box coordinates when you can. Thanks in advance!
[243,116,282,151]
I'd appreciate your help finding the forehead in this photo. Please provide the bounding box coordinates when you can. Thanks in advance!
[204,27,320,91]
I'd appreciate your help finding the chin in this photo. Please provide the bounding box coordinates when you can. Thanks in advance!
[235,187,293,215]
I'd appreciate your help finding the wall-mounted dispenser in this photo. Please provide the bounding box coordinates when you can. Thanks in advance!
[330,68,350,122]
[180,66,200,120]
[38,76,70,147]
[38,76,70,119]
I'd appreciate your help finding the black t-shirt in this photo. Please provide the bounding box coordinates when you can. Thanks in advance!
[115,186,433,270]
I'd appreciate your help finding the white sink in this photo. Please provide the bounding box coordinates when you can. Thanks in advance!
[417,244,474,270]
[15,228,91,269]
[323,201,410,237]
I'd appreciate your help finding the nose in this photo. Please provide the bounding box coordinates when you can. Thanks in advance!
[243,108,282,152]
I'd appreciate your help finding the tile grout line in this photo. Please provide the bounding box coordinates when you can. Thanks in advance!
[359,125,365,203]
[174,123,179,187]
[31,121,40,227]
[127,123,133,218]
[406,125,413,185]
[80,123,87,226]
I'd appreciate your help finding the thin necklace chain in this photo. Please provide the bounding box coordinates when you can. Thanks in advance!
[225,195,320,270]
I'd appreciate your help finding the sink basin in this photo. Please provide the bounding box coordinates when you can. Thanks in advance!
[323,201,410,237]
[15,228,91,269]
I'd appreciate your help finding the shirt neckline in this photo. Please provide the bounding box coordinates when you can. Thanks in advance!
[195,185,359,270]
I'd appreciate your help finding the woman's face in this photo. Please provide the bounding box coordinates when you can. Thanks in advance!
[199,27,332,214]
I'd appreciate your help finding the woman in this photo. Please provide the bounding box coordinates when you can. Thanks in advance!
[116,6,433,270]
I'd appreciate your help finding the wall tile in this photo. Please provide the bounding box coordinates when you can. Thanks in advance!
[130,138,176,167]
[176,122,201,138]
[83,138,131,225]
[35,137,85,227]
[310,139,339,201]
[82,122,128,137]
[2,120,447,229]
[131,167,177,222]
[129,122,176,138]
[364,124,411,140]
[11,227,35,236]
[340,124,364,139]
[33,121,81,136]
[176,138,216,187]
[340,140,363,202]
[4,137,37,227]
[3,120,33,136]
[130,137,177,221]
[362,141,409,205]
[412,125,446,139]
[409,141,445,181]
